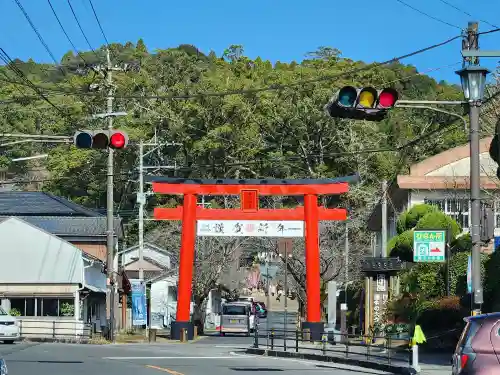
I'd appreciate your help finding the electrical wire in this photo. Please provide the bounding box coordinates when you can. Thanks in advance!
[0,48,67,116]
[47,0,90,66]
[394,0,462,29]
[67,0,99,59]
[436,0,498,29]
[0,34,463,101]
[87,0,111,48]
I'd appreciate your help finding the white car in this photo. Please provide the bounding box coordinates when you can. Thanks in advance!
[0,307,20,344]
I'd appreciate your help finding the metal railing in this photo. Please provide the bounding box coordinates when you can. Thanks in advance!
[17,319,93,341]
[252,327,411,366]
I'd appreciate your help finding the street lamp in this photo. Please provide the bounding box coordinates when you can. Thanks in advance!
[456,65,490,312]
[456,65,490,101]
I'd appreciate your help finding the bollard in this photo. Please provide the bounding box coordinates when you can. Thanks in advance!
[412,344,421,373]
[284,329,287,352]
[303,328,311,342]
[271,329,275,350]
[322,334,327,355]
[254,325,259,348]
[295,329,299,352]
[194,326,198,340]
[180,328,187,343]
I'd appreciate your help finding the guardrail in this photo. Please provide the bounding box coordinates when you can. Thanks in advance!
[252,327,411,366]
[18,319,93,341]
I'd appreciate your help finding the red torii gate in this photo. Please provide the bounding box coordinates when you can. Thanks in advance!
[149,175,358,340]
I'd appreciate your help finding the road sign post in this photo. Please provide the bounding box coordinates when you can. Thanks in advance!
[413,230,447,262]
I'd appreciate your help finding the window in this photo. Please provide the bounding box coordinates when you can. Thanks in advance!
[9,298,35,316]
[8,298,74,317]
[424,198,469,229]
[223,305,247,315]
[0,307,7,316]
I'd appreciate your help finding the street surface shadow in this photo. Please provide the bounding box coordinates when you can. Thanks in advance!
[315,364,386,374]
[230,368,284,371]
[7,360,84,364]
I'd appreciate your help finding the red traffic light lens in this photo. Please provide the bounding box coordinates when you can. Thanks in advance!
[110,132,126,149]
[378,88,398,108]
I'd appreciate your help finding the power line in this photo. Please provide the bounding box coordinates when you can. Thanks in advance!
[0,34,463,101]
[436,0,498,29]
[47,0,89,66]
[13,0,60,65]
[394,0,462,29]
[87,0,111,48]
[0,48,67,116]
[67,0,99,57]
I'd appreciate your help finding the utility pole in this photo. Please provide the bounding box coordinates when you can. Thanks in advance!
[138,140,145,281]
[137,138,181,282]
[344,222,349,304]
[91,48,127,342]
[381,180,388,258]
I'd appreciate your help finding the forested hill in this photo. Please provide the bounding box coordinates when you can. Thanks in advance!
[0,40,483,237]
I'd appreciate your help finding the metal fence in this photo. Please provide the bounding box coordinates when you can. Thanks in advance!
[252,327,412,366]
[18,319,93,341]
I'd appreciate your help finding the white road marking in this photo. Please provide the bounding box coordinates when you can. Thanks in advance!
[215,345,248,348]
[104,356,238,360]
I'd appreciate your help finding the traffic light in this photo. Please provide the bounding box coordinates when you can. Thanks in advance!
[325,86,398,121]
[73,130,129,149]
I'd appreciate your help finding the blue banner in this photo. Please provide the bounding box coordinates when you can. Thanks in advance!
[131,279,147,326]
[467,255,472,294]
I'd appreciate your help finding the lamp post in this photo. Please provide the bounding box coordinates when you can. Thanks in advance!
[456,65,490,311]
[279,246,293,347]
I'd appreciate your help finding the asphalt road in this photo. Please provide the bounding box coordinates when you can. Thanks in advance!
[0,341,393,375]
[199,311,297,348]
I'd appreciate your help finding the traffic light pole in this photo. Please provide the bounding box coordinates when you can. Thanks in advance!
[105,48,116,342]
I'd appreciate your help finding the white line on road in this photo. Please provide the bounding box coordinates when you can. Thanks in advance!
[104,356,238,360]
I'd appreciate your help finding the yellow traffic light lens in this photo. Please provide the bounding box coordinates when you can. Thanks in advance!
[358,90,375,108]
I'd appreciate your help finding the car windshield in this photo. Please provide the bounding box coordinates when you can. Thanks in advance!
[223,305,247,315]
[0,307,7,316]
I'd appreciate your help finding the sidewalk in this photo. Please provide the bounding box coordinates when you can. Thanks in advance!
[252,336,451,374]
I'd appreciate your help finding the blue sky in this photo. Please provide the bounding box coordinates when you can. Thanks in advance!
[1,0,499,85]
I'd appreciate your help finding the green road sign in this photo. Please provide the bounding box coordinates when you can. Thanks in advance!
[413,230,446,262]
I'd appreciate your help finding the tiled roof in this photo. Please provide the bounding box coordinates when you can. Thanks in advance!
[0,191,102,216]
[1,216,124,238]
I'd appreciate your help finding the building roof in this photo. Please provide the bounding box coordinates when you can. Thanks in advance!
[0,191,102,217]
[2,216,124,239]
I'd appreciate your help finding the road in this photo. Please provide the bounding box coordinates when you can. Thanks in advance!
[199,311,297,348]
[0,341,394,375]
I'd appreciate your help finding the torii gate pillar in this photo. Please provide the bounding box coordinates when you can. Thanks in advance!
[150,175,359,340]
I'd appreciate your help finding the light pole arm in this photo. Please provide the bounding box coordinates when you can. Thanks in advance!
[395,104,468,131]
[396,100,466,106]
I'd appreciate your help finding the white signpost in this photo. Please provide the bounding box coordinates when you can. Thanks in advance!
[196,220,304,237]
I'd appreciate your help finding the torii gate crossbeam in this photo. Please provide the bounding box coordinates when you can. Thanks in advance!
[148,174,359,340]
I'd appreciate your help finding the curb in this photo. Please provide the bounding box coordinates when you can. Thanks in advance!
[244,348,416,375]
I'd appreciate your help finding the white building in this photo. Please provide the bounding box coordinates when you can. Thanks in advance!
[0,217,107,338]
[368,136,500,256]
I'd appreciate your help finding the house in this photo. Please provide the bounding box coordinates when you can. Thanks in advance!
[0,217,106,338]
[367,136,500,256]
[0,191,130,329]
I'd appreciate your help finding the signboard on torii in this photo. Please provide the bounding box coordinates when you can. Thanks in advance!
[147,175,359,340]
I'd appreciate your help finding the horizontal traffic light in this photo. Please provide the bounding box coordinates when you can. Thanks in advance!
[325,86,399,121]
[73,130,129,149]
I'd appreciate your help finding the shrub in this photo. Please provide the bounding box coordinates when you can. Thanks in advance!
[417,296,466,332]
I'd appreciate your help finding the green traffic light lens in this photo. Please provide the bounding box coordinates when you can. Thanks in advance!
[75,133,92,148]
[337,86,357,107]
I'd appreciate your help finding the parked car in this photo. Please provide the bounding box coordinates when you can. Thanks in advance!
[254,302,267,318]
[0,307,19,344]
[452,312,500,375]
